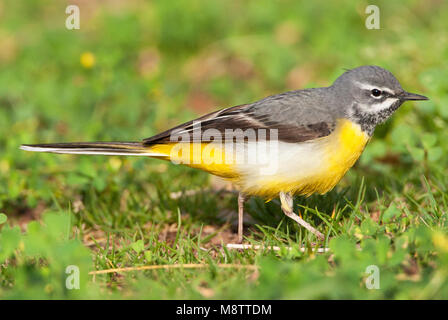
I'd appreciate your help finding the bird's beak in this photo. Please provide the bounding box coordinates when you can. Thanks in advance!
[400,91,429,101]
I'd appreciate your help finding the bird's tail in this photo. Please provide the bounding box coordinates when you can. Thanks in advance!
[20,141,164,157]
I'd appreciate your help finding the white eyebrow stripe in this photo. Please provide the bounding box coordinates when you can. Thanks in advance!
[354,81,395,95]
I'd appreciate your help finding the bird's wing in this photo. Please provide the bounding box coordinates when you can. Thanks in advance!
[143,89,336,145]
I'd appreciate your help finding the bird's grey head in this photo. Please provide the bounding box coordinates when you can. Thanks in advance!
[331,65,428,134]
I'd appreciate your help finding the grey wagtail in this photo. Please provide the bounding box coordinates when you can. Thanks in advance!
[21,65,428,242]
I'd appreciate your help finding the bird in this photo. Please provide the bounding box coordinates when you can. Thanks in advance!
[20,65,428,242]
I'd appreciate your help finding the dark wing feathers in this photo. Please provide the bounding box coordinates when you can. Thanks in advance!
[142,104,247,145]
[143,91,336,145]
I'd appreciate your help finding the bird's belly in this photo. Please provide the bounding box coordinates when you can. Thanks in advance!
[238,119,370,198]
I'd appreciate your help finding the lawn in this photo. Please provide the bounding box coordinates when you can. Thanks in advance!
[1,0,448,299]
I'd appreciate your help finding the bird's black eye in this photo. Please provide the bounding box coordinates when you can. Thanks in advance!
[371,89,382,97]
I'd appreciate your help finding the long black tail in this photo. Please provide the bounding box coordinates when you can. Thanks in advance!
[20,141,161,156]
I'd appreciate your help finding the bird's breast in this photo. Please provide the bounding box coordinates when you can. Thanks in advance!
[320,118,370,189]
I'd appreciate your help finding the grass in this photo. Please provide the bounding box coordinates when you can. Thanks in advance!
[1,0,448,299]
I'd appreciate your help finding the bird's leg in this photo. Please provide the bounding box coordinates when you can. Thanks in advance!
[237,192,246,243]
[279,191,324,241]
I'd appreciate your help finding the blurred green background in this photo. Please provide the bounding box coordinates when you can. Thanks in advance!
[1,0,448,299]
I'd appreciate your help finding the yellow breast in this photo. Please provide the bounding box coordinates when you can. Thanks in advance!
[316,118,370,194]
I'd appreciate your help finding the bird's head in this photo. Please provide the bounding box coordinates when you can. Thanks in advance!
[332,65,428,134]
